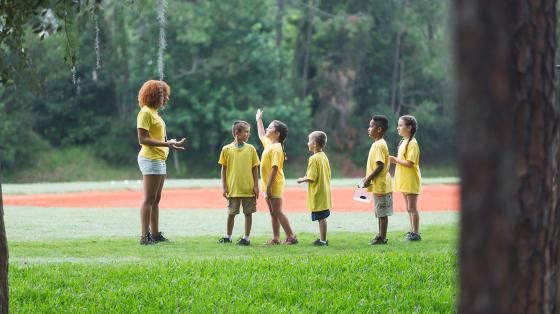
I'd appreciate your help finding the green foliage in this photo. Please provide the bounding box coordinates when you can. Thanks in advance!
[1,0,456,179]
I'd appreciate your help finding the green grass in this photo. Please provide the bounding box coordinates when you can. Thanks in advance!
[4,147,457,183]
[4,147,139,183]
[9,226,457,313]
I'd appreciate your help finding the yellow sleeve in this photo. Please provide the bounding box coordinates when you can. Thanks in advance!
[306,157,318,181]
[406,141,420,164]
[218,147,228,166]
[271,148,283,167]
[252,147,260,167]
[136,110,151,130]
[373,145,385,165]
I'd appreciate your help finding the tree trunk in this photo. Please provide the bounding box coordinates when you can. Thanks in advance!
[301,0,316,98]
[390,0,408,115]
[455,0,560,313]
[0,168,8,313]
[275,0,284,47]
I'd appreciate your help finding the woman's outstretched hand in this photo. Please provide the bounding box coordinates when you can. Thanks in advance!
[167,138,186,150]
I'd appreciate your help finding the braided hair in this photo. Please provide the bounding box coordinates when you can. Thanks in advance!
[398,115,417,159]
[272,120,288,161]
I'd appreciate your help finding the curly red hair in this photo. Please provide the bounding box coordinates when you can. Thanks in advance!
[137,80,171,109]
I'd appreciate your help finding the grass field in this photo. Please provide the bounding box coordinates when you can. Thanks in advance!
[4,180,459,313]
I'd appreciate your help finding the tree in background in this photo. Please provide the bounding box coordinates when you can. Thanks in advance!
[455,0,560,312]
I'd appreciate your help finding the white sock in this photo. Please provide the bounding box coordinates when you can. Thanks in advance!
[227,235,232,240]
[243,235,250,240]
[320,240,327,243]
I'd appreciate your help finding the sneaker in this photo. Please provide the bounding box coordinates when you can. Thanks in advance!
[153,232,170,243]
[284,236,298,245]
[264,238,281,245]
[370,235,388,245]
[312,239,328,246]
[140,234,155,245]
[408,232,422,241]
[237,238,251,246]
[218,237,232,243]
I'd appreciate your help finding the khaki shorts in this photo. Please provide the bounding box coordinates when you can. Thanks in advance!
[373,193,393,218]
[228,197,257,215]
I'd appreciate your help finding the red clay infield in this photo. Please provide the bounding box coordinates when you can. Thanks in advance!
[5,185,459,213]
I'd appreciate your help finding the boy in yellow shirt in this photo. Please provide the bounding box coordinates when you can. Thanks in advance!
[297,131,332,246]
[361,115,393,245]
[218,121,260,246]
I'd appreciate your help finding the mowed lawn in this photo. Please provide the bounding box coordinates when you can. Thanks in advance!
[4,179,459,313]
[9,226,457,313]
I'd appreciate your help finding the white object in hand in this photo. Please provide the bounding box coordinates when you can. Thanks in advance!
[353,188,372,203]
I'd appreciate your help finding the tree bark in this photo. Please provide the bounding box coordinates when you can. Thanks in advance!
[455,0,559,313]
[0,167,8,313]
[275,0,284,47]
[301,0,316,98]
[390,0,408,115]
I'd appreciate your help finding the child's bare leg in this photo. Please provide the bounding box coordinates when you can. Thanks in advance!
[244,213,252,237]
[379,216,388,239]
[149,175,165,236]
[271,198,295,238]
[318,219,327,242]
[267,198,281,240]
[406,194,420,233]
[226,214,236,237]
[402,193,412,232]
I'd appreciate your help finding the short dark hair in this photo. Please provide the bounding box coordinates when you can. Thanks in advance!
[231,120,250,135]
[372,115,389,132]
[309,131,327,149]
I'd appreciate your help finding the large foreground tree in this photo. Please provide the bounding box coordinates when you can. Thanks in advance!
[455,0,560,313]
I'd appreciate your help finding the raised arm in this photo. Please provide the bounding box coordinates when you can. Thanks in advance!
[256,108,266,138]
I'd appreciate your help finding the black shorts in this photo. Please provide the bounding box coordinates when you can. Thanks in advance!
[311,209,331,221]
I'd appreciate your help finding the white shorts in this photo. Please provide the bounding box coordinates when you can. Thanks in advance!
[138,156,166,175]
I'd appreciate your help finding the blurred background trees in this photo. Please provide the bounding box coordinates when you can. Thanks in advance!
[0,0,455,181]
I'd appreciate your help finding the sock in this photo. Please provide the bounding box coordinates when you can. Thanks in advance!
[320,240,327,244]
[227,235,232,240]
[243,235,249,240]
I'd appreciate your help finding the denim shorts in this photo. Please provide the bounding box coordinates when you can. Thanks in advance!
[138,155,166,175]
[311,209,331,221]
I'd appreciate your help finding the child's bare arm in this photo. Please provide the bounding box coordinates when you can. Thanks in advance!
[252,166,259,198]
[256,109,266,138]
[297,176,313,184]
[362,161,384,187]
[266,166,278,198]
[390,155,414,168]
[221,165,228,198]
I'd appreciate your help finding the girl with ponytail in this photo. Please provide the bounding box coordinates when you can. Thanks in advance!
[389,115,422,241]
[256,109,298,245]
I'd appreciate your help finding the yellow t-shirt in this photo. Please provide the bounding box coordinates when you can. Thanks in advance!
[366,138,392,194]
[136,106,169,161]
[218,142,260,197]
[394,137,422,194]
[306,152,332,212]
[259,136,285,197]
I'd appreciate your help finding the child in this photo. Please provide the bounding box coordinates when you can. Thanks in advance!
[218,121,260,246]
[361,115,393,245]
[256,109,298,245]
[297,131,332,246]
[390,115,422,241]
